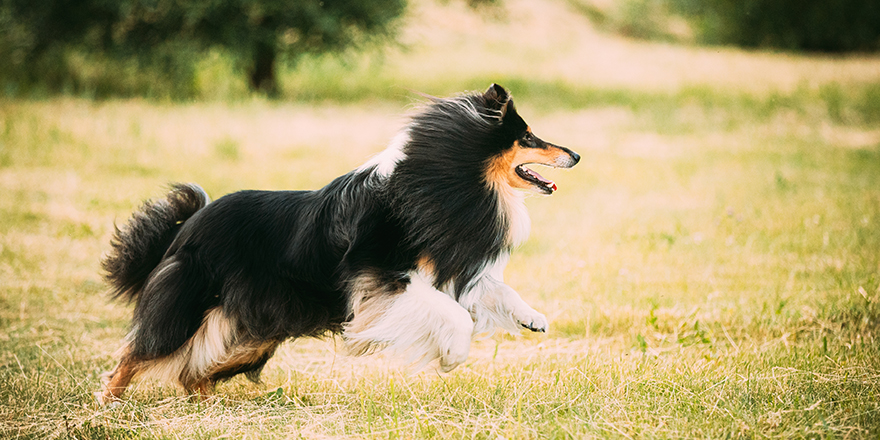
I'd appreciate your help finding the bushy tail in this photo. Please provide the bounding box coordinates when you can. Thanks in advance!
[102,183,210,301]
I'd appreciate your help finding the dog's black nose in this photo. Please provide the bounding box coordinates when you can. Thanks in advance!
[570,151,580,165]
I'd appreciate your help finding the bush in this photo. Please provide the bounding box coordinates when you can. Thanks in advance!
[670,0,880,52]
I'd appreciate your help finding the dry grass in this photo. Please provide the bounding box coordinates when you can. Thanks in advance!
[2,93,879,439]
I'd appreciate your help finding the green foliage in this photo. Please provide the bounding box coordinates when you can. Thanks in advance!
[669,0,880,51]
[0,0,406,97]
[573,0,880,52]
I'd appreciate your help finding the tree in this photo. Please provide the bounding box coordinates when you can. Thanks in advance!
[0,0,407,96]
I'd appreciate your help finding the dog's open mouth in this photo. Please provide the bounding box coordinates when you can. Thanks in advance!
[515,164,557,193]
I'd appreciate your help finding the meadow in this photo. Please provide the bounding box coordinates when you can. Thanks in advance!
[2,0,880,438]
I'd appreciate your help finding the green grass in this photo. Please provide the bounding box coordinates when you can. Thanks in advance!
[274,52,880,127]
[8,30,880,130]
[2,82,880,438]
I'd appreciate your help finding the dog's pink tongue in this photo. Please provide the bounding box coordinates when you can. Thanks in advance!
[527,168,557,192]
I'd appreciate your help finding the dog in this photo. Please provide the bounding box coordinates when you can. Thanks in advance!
[96,84,579,404]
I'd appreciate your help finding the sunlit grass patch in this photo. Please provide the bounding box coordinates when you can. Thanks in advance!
[1,92,879,438]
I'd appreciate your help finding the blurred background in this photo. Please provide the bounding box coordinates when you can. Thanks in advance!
[1,0,879,103]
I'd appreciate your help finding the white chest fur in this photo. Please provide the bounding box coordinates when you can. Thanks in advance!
[496,184,531,247]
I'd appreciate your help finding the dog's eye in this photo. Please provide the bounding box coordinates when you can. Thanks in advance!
[522,133,541,148]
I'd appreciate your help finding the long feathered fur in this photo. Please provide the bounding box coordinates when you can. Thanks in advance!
[387,92,523,297]
[102,183,210,301]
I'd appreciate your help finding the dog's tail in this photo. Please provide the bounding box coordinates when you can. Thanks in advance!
[102,183,210,301]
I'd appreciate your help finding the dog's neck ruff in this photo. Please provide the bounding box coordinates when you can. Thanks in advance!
[381,95,516,297]
[357,130,409,179]
[354,92,536,297]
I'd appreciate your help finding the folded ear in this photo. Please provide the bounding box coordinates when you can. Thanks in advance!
[483,83,511,117]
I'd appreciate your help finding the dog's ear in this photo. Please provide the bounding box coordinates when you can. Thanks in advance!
[483,83,511,117]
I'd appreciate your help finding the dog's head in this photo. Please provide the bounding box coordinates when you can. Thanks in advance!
[481,84,580,195]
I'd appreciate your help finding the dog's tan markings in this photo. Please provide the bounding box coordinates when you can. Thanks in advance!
[202,341,279,380]
[485,146,518,190]
[189,308,232,373]
[96,307,284,403]
[212,341,278,377]
[177,308,281,393]
[485,132,576,246]
[97,348,141,405]
[180,339,280,400]
[486,141,570,192]
[416,255,436,278]
[191,380,215,401]
[485,147,530,246]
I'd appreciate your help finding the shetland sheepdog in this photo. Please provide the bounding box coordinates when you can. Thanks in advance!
[96,84,579,404]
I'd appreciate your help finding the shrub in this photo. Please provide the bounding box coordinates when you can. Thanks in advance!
[670,0,880,52]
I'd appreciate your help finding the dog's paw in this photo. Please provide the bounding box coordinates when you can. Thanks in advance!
[516,309,548,333]
[438,340,470,372]
[438,310,474,372]
[94,391,122,408]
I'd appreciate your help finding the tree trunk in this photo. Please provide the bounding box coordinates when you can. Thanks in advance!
[249,40,277,97]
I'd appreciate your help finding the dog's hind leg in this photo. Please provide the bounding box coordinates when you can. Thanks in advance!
[96,348,143,405]
[179,341,279,401]
[185,379,216,402]
[176,307,281,399]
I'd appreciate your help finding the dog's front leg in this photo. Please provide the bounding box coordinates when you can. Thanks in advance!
[461,277,548,335]
[344,271,474,372]
[501,283,549,333]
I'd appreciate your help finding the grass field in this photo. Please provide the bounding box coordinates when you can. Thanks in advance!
[2,0,880,439]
